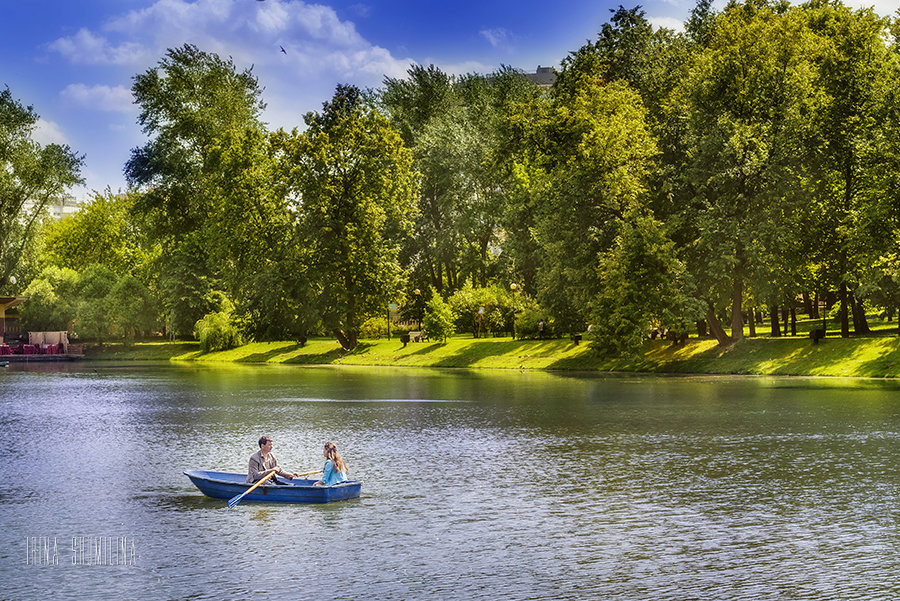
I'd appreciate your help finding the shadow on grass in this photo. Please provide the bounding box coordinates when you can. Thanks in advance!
[281,342,375,365]
[236,343,302,363]
[425,339,574,368]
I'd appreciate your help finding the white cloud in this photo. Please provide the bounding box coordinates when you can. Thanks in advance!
[48,27,149,65]
[48,0,414,99]
[32,119,70,146]
[649,16,685,33]
[842,0,899,17]
[480,27,512,49]
[61,84,136,113]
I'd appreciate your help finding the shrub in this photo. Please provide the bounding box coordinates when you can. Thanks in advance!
[448,284,517,336]
[423,290,456,342]
[515,307,552,339]
[359,316,389,339]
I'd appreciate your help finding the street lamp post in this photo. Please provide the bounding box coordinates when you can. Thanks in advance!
[510,283,518,340]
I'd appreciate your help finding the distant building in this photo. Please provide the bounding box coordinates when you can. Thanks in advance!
[45,194,82,220]
[22,194,81,221]
[524,65,557,88]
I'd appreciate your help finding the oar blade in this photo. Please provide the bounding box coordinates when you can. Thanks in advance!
[227,491,247,508]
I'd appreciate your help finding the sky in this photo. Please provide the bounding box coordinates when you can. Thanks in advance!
[1,0,895,199]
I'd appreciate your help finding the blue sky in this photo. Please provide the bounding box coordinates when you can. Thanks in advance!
[1,0,892,198]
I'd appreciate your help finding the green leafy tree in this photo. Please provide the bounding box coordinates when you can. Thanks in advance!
[591,210,701,356]
[668,2,816,344]
[126,44,265,336]
[194,294,243,353]
[281,85,418,350]
[108,275,157,345]
[18,266,79,332]
[528,76,657,334]
[0,87,83,289]
[74,264,118,344]
[42,190,149,275]
[205,126,317,340]
[802,2,898,336]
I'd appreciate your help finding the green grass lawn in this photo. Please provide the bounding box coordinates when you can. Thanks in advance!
[85,314,900,378]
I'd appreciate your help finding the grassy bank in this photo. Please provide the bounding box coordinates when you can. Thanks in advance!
[85,331,900,378]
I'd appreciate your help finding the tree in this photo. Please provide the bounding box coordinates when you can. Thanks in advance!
[528,76,658,334]
[802,2,898,337]
[667,1,816,344]
[591,210,701,356]
[0,87,83,289]
[126,44,265,336]
[18,266,79,332]
[126,44,266,235]
[281,85,418,350]
[108,275,157,345]
[74,264,118,344]
[42,190,150,275]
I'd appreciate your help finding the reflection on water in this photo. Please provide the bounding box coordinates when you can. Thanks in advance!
[2,364,900,599]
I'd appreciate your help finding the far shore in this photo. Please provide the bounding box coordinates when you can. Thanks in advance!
[80,331,900,379]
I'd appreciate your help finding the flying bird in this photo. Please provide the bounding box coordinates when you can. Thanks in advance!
[280,45,287,54]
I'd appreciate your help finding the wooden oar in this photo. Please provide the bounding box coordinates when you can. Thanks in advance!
[228,470,276,508]
[293,470,322,478]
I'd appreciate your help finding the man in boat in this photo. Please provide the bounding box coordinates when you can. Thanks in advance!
[247,436,299,485]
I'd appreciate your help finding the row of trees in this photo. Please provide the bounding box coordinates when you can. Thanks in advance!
[5,0,900,355]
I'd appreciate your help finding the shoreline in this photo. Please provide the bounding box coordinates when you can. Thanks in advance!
[78,333,900,379]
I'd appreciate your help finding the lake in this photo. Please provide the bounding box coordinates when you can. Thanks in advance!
[1,363,899,600]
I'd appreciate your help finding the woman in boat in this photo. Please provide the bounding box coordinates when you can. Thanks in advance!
[313,441,349,486]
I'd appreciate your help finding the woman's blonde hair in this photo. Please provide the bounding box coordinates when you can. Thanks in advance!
[324,441,348,473]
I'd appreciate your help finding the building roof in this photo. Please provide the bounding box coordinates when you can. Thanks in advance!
[0,297,26,311]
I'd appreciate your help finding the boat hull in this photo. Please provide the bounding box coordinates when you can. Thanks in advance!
[184,470,361,504]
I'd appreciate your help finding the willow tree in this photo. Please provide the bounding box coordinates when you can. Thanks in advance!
[280,85,418,350]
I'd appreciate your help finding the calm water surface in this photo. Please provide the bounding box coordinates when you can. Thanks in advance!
[1,363,900,600]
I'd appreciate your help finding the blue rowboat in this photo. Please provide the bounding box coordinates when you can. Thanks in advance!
[184,470,361,504]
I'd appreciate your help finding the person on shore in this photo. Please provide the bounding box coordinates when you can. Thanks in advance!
[247,435,299,485]
[313,441,349,486]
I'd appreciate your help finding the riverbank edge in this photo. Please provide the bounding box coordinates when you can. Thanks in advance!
[82,334,900,378]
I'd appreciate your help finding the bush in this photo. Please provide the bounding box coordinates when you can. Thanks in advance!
[423,290,456,342]
[359,316,389,338]
[448,284,518,336]
[515,307,552,339]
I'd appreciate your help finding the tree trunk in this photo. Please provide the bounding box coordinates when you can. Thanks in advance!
[782,307,789,336]
[790,307,797,336]
[748,308,756,337]
[334,329,358,351]
[770,304,781,337]
[730,246,744,340]
[696,320,708,337]
[851,292,870,334]
[707,301,732,346]
[812,291,820,320]
[839,281,850,337]
[802,292,813,317]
